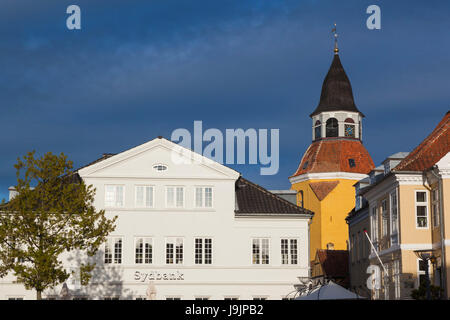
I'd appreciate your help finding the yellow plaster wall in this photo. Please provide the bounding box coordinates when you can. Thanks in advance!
[291,178,358,258]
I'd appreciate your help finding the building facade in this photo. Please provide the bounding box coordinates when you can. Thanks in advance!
[289,47,375,261]
[0,137,313,300]
[348,111,450,300]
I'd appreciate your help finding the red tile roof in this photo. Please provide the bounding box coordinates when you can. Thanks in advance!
[394,112,449,172]
[315,249,350,287]
[309,181,340,201]
[291,139,375,177]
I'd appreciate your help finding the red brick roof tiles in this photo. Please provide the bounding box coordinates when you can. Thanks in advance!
[291,139,375,177]
[394,112,449,172]
[309,181,340,201]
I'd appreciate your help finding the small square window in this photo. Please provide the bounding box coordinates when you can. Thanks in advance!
[348,159,356,168]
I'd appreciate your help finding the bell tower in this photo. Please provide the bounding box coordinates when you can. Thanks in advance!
[290,26,375,263]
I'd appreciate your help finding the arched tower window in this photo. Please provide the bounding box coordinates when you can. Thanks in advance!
[326,118,338,137]
[344,118,355,138]
[314,120,321,140]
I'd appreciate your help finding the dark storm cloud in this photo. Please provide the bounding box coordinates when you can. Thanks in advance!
[0,0,449,200]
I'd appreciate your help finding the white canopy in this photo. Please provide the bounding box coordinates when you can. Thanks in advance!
[295,281,367,300]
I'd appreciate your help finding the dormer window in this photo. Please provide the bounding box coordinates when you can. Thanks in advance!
[348,159,356,168]
[344,118,355,138]
[153,164,167,172]
[326,118,338,137]
[384,162,390,175]
[314,120,321,140]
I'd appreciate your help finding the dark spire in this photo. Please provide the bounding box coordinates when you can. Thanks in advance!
[309,53,363,117]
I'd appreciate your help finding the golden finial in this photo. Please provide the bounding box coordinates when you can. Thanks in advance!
[332,23,339,54]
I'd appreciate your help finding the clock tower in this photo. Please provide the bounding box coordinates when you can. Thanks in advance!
[289,32,375,264]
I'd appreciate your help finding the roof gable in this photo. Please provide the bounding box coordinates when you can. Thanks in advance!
[77,137,240,180]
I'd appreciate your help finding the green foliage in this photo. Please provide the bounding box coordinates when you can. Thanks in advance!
[0,151,117,299]
[411,282,444,300]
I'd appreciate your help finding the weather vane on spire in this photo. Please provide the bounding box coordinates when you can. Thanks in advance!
[332,23,339,54]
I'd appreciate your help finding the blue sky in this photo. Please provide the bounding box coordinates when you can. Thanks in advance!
[0,0,449,200]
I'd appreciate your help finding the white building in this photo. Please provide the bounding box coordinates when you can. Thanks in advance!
[0,137,312,300]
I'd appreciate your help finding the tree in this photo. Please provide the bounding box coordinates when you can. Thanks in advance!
[0,151,117,299]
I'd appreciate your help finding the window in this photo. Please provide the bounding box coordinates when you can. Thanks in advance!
[104,296,120,300]
[224,297,239,300]
[381,200,388,238]
[390,190,398,244]
[281,239,298,265]
[195,238,213,264]
[348,158,356,168]
[195,297,210,300]
[344,118,355,138]
[252,238,270,265]
[370,206,378,248]
[135,297,146,300]
[135,238,153,264]
[302,161,309,170]
[418,259,429,287]
[8,297,24,300]
[326,118,338,137]
[415,191,428,228]
[166,297,181,300]
[105,185,124,207]
[73,296,88,300]
[104,237,122,264]
[314,120,321,140]
[166,238,183,264]
[253,297,268,300]
[195,187,213,208]
[167,187,184,208]
[153,164,167,172]
[432,189,440,227]
[135,186,154,208]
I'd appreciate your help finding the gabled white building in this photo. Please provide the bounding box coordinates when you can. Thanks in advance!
[1,137,312,300]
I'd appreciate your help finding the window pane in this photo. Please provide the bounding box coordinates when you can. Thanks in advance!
[146,187,153,207]
[136,186,144,206]
[252,239,260,264]
[166,243,174,264]
[416,192,426,203]
[205,239,212,264]
[116,186,124,207]
[176,187,184,207]
[144,241,152,264]
[175,238,183,264]
[105,186,116,207]
[135,238,143,264]
[114,239,122,264]
[205,188,212,207]
[261,239,269,264]
[281,239,288,265]
[195,238,202,264]
[167,187,174,207]
[195,188,203,207]
[290,239,298,265]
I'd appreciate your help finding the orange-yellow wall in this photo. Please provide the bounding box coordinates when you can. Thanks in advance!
[291,178,357,259]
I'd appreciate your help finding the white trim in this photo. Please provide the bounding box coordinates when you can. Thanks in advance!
[289,172,368,184]
[414,190,429,230]
[395,174,424,185]
[78,138,240,180]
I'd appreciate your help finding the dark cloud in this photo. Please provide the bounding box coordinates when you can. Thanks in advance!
[1,0,449,200]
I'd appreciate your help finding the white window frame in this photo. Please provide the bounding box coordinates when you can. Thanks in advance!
[135,237,153,264]
[415,190,429,229]
[252,238,270,265]
[105,185,125,208]
[104,237,123,264]
[281,238,299,265]
[194,186,214,208]
[166,237,184,265]
[390,189,399,240]
[194,237,213,265]
[166,186,185,208]
[135,185,155,208]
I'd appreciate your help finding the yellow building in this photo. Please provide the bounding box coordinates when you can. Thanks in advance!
[289,47,374,263]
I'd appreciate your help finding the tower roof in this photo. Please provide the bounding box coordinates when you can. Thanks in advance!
[310,54,363,117]
[290,139,375,177]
